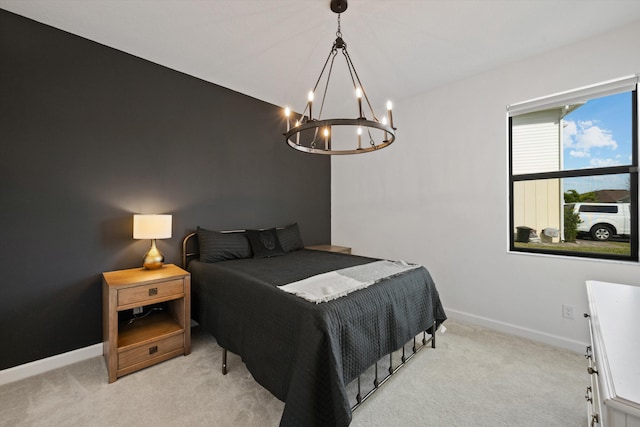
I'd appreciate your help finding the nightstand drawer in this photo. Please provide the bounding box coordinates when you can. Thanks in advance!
[118,278,184,307]
[118,333,184,370]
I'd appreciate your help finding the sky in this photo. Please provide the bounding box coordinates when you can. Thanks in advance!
[562,91,633,193]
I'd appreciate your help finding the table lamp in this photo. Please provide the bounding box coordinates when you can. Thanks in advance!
[133,214,172,269]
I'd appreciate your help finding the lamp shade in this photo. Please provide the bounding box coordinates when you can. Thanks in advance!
[133,214,172,240]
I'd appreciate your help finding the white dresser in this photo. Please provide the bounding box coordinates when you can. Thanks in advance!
[585,281,640,427]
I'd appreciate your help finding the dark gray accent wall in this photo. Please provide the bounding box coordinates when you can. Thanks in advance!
[0,10,330,370]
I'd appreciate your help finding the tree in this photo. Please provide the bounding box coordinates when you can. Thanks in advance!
[564,189,598,203]
[564,206,582,242]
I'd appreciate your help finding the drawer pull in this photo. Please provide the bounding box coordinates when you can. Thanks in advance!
[148,287,158,296]
[584,313,590,318]
[149,345,158,355]
[590,414,599,427]
[588,366,598,375]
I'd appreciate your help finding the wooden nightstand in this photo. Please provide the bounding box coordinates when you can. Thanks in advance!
[102,264,190,383]
[305,244,352,254]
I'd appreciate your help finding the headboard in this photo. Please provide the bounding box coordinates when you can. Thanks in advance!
[181,232,198,269]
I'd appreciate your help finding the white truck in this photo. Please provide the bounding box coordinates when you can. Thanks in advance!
[568,202,631,241]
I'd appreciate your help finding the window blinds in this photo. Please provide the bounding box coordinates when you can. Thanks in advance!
[507,75,638,117]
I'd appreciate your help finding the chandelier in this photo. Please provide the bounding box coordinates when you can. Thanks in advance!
[283,0,396,155]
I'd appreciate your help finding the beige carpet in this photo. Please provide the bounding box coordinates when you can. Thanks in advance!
[0,320,587,426]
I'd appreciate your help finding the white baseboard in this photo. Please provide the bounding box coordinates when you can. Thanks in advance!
[1,322,200,386]
[445,308,588,354]
[0,343,103,386]
[0,314,586,386]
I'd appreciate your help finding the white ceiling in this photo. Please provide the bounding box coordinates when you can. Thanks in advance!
[3,0,640,114]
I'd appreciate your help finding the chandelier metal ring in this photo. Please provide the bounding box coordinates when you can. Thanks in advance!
[285,119,396,155]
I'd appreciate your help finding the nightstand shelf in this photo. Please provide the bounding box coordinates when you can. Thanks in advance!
[102,264,190,383]
[118,311,182,349]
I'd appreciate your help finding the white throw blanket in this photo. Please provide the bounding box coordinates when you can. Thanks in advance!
[279,260,420,303]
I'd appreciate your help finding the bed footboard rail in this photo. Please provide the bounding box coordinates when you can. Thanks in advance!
[351,320,437,412]
[217,321,439,411]
[221,348,228,375]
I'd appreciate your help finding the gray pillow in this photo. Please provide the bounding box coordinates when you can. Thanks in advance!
[197,227,251,263]
[277,223,304,252]
[246,228,285,258]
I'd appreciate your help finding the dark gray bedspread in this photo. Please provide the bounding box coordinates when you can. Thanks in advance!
[189,249,446,427]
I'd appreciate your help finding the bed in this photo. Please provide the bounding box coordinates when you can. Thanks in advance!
[183,225,446,427]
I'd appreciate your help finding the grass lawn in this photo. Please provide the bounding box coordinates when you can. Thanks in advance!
[514,239,630,256]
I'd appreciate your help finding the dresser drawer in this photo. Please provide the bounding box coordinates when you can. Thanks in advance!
[118,333,184,370]
[586,281,640,427]
[586,368,601,427]
[585,315,602,427]
[118,278,184,307]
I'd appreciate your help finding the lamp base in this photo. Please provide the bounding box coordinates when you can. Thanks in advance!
[142,239,164,270]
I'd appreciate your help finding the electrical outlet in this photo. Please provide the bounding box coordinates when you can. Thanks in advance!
[562,304,575,320]
[133,307,143,315]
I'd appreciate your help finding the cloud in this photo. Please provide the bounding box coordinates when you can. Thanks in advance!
[563,120,577,148]
[563,119,617,158]
[569,150,589,158]
[590,158,620,167]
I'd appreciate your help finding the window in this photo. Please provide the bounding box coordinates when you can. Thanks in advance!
[508,76,638,260]
[578,205,619,214]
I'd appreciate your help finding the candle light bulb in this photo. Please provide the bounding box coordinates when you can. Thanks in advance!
[307,91,314,120]
[324,127,330,150]
[386,100,393,111]
[356,87,363,118]
[386,100,394,128]
[382,117,388,142]
[284,107,291,132]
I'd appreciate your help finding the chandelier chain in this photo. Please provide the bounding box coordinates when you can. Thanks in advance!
[343,49,378,122]
[343,51,358,94]
[336,13,342,38]
[311,47,336,96]
[317,50,338,121]
[310,128,317,149]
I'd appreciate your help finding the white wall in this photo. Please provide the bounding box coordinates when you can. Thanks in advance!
[331,20,640,352]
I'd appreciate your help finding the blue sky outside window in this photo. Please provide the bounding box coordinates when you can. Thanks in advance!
[562,92,632,194]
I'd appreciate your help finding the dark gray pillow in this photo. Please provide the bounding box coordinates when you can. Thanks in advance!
[246,228,285,258]
[277,223,303,252]
[197,227,251,263]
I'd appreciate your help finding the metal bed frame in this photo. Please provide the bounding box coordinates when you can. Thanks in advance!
[350,327,435,411]
[182,231,437,412]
